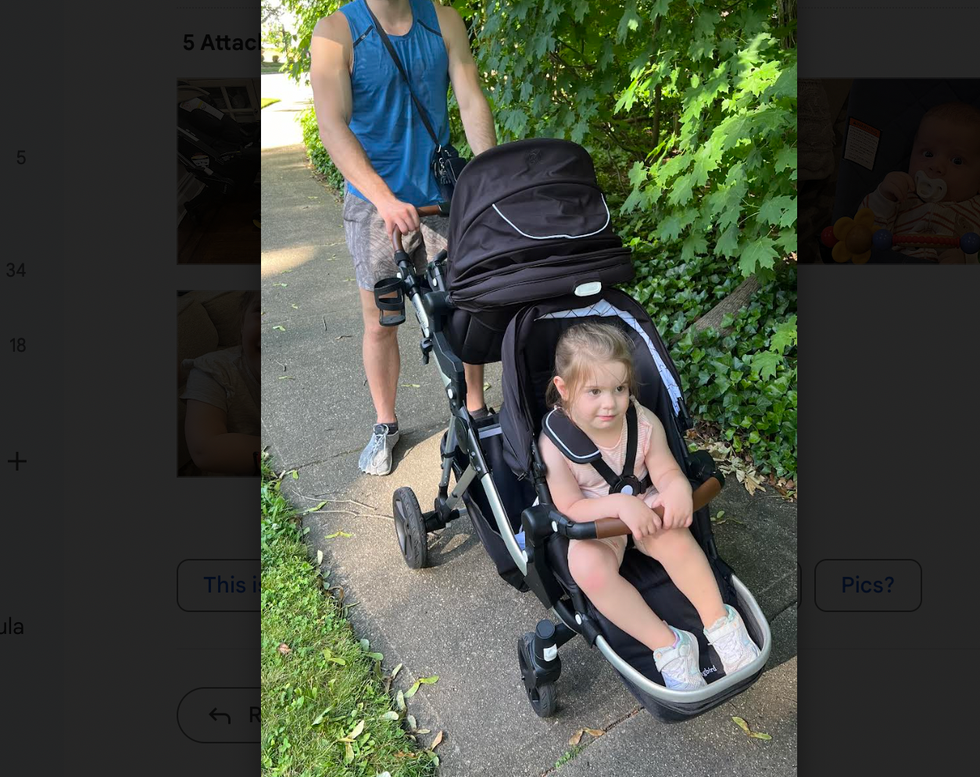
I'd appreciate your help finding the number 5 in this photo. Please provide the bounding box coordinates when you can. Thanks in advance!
[17,150,25,164]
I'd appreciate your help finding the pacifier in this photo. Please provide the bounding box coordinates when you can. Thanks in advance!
[915,170,947,203]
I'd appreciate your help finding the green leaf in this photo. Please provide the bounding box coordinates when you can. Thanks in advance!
[775,147,796,173]
[657,216,683,243]
[738,237,778,277]
[667,173,695,206]
[273,325,286,332]
[616,2,641,42]
[380,711,400,721]
[715,225,740,258]
[681,233,708,263]
[770,316,797,353]
[648,0,670,20]
[752,351,781,381]
[757,195,796,227]
[324,531,352,539]
[311,709,330,726]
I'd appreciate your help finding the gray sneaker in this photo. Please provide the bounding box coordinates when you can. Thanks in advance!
[653,627,707,691]
[358,423,401,476]
[704,605,760,676]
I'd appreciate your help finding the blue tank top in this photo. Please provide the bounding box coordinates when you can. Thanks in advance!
[340,0,449,206]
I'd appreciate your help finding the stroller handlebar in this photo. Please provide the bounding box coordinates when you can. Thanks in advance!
[560,476,724,541]
[390,203,451,253]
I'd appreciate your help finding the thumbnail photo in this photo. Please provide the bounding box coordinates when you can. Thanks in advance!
[177,78,261,264]
[177,290,259,476]
[801,78,980,264]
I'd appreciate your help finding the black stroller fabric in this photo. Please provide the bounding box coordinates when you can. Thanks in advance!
[444,139,634,363]
[447,429,535,592]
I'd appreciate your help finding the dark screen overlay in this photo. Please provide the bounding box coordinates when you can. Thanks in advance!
[800,2,980,772]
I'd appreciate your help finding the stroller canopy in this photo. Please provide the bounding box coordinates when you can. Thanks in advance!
[446,139,634,316]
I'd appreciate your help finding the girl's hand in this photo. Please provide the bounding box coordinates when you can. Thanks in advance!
[648,483,693,531]
[616,494,662,541]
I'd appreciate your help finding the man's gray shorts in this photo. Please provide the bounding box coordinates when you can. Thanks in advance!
[343,191,449,291]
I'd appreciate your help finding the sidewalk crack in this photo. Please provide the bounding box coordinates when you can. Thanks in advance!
[538,705,642,776]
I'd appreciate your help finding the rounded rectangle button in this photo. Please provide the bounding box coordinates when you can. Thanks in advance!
[177,687,259,743]
[814,559,921,612]
[177,559,259,612]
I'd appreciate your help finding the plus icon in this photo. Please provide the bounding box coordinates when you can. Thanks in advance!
[7,452,27,471]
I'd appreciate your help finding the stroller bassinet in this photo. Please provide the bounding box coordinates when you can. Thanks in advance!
[386,139,770,719]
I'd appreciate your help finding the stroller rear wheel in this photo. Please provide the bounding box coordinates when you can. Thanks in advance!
[392,487,429,569]
[518,633,558,717]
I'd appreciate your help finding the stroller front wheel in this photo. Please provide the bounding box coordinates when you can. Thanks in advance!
[392,487,429,569]
[518,633,558,717]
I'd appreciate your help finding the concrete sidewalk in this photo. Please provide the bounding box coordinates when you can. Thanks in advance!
[260,73,798,776]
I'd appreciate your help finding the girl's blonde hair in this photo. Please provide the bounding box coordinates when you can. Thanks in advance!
[546,322,637,410]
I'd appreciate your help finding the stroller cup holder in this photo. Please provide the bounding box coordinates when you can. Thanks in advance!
[373,276,407,327]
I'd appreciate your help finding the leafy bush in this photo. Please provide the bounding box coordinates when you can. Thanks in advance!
[299,106,345,193]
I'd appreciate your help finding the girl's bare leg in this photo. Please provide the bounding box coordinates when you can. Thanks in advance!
[568,539,675,651]
[638,528,727,627]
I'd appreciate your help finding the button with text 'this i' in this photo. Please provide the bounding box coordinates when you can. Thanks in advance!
[177,559,259,612]
[814,559,921,612]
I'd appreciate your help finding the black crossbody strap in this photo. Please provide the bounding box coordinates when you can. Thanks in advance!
[364,3,441,147]
[622,403,638,480]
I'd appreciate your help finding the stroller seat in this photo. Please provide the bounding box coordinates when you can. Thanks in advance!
[498,288,770,716]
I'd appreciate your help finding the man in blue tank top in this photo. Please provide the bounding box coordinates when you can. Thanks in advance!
[311,0,497,475]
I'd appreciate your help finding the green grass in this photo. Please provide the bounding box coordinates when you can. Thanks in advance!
[554,745,583,769]
[262,98,281,109]
[261,457,437,777]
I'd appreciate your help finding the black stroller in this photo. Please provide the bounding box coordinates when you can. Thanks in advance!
[177,82,260,220]
[385,139,771,719]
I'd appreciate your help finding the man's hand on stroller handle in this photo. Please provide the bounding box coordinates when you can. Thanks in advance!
[388,204,449,253]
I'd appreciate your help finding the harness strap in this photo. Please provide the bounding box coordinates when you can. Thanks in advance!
[622,402,639,481]
[542,404,651,495]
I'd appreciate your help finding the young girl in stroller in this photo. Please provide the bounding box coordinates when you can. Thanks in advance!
[539,322,760,690]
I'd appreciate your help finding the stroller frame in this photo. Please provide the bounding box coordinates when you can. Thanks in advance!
[385,217,771,717]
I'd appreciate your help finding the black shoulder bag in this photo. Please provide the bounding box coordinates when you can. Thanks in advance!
[365,4,467,203]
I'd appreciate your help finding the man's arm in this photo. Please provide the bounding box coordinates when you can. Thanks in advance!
[309,14,419,236]
[436,3,496,155]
